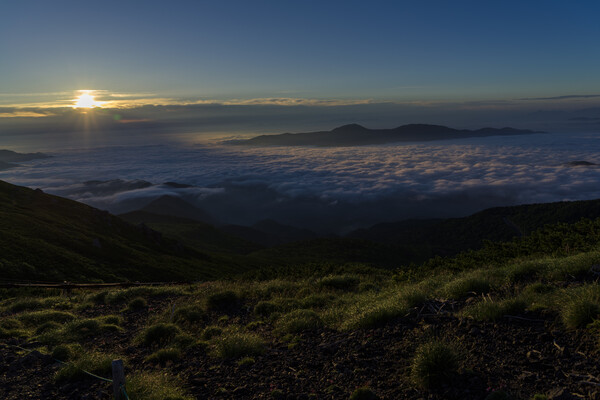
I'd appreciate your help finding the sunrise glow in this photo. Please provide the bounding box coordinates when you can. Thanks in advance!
[73,91,101,108]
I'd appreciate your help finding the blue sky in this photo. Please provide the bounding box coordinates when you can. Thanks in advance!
[2,0,600,102]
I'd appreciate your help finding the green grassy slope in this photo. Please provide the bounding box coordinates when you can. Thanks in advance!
[0,180,248,282]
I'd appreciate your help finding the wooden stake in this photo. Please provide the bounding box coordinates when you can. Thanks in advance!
[112,359,125,400]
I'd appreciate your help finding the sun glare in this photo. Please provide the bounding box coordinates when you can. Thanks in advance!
[73,90,102,108]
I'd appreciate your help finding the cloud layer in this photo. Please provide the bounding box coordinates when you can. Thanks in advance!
[1,131,600,233]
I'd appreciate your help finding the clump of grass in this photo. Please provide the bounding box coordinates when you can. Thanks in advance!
[485,391,513,400]
[0,318,29,339]
[125,372,193,400]
[463,297,527,321]
[64,319,101,339]
[505,261,543,283]
[125,297,148,311]
[257,280,300,298]
[172,333,197,349]
[318,274,360,291]
[173,304,205,325]
[442,276,491,299]
[213,331,265,359]
[254,301,278,318]
[523,282,555,295]
[275,309,323,334]
[97,315,123,325]
[9,298,44,313]
[410,340,459,389]
[18,310,76,326]
[55,351,116,382]
[341,298,408,330]
[145,348,182,365]
[137,323,181,347]
[206,290,241,312]
[350,387,379,400]
[300,293,335,309]
[560,288,600,330]
[237,356,255,366]
[91,290,108,304]
[51,343,83,361]
[34,321,62,335]
[531,395,548,400]
[401,286,428,308]
[202,326,223,340]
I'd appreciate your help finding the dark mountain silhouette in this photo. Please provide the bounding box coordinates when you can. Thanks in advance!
[140,195,216,225]
[563,160,598,167]
[0,149,50,162]
[221,219,317,247]
[233,124,541,147]
[118,210,262,255]
[347,198,600,259]
[0,180,244,282]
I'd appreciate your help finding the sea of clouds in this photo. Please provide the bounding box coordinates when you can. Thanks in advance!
[1,131,600,233]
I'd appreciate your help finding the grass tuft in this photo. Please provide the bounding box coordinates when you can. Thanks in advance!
[410,340,459,389]
[126,371,193,400]
[349,387,379,400]
[137,323,182,347]
[560,286,600,329]
[206,290,241,312]
[126,297,148,311]
[275,309,323,334]
[213,331,265,359]
[145,348,182,365]
[443,276,491,299]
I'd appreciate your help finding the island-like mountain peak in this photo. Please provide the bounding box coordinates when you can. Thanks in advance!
[234,123,540,147]
[331,123,368,132]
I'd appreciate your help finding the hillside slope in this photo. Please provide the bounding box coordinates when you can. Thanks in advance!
[0,180,245,282]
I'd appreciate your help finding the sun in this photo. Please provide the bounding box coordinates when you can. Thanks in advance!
[73,90,102,108]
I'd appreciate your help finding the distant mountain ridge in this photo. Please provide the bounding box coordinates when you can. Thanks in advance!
[0,149,49,170]
[233,123,541,146]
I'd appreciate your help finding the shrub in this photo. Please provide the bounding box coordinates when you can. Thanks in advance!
[275,309,323,334]
[125,372,193,400]
[202,326,223,340]
[138,323,181,347]
[213,331,265,359]
[206,290,241,312]
[173,305,205,325]
[145,348,182,365]
[318,275,360,291]
[254,301,278,317]
[443,277,491,299]
[410,341,459,389]
[350,387,379,400]
[126,297,148,311]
